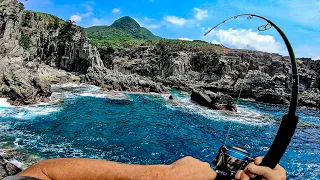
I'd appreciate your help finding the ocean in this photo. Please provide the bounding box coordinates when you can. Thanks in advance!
[0,84,319,179]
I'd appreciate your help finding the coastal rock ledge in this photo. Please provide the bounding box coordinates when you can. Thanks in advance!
[191,89,237,112]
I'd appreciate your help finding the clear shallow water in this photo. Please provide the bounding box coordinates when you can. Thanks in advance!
[0,84,319,179]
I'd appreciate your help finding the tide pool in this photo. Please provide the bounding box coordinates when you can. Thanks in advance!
[0,84,319,179]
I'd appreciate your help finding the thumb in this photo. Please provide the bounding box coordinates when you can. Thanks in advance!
[247,164,274,179]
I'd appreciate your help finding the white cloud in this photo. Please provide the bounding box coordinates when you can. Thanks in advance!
[70,15,82,22]
[227,0,320,29]
[212,40,220,44]
[294,45,320,58]
[91,18,108,26]
[146,24,161,29]
[82,12,92,17]
[208,28,284,53]
[164,16,187,26]
[70,11,93,23]
[112,8,121,13]
[179,38,193,41]
[314,56,320,60]
[163,8,207,26]
[193,8,208,20]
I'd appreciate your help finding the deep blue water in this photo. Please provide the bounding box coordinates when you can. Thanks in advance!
[0,84,319,179]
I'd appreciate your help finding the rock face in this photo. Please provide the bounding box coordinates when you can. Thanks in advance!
[0,0,52,105]
[191,89,236,112]
[99,44,320,108]
[0,0,167,105]
[0,156,22,179]
[83,66,167,93]
[1,0,320,108]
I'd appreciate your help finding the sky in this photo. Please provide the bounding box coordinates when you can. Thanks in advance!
[24,0,320,59]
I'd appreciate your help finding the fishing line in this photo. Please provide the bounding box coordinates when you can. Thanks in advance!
[223,0,251,147]
[205,13,299,180]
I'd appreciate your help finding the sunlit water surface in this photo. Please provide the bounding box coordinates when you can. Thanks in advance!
[0,84,319,179]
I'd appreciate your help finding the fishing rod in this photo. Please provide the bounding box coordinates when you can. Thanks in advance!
[205,14,299,180]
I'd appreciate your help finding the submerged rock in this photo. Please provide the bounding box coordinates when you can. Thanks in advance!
[191,89,236,112]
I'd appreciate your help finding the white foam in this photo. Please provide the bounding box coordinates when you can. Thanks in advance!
[51,83,101,92]
[0,98,12,107]
[51,83,82,88]
[166,96,269,126]
[13,138,23,148]
[9,159,24,169]
[0,105,61,120]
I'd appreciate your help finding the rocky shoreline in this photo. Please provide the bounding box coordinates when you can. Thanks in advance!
[1,0,319,109]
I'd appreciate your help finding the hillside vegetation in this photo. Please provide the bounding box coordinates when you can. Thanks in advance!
[85,16,161,47]
[85,16,225,52]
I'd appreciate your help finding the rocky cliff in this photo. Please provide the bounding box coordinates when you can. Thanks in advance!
[1,0,319,108]
[97,41,320,108]
[0,0,166,105]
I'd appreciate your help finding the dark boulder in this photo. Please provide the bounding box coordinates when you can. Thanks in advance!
[191,89,236,112]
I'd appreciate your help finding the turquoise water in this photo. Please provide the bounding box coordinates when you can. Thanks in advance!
[0,84,319,179]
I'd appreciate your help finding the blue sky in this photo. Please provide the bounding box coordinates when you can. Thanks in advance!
[24,0,320,59]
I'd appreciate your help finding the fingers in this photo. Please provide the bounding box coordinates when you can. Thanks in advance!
[254,156,264,165]
[235,170,243,180]
[247,164,273,179]
[235,170,254,180]
[247,171,257,178]
[208,169,217,180]
[240,170,251,180]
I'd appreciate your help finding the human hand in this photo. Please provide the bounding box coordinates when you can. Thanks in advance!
[168,156,217,180]
[235,156,286,180]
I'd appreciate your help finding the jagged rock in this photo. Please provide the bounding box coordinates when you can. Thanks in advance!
[38,64,80,84]
[103,44,320,107]
[234,70,275,93]
[83,66,167,93]
[191,89,236,112]
[0,156,22,179]
[1,0,320,108]
[0,57,52,105]
[299,89,320,108]
[0,0,102,105]
[254,90,290,105]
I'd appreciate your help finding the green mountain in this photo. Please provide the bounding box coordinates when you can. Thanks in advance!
[84,16,161,47]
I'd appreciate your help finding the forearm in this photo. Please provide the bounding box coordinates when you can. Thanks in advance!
[17,158,171,180]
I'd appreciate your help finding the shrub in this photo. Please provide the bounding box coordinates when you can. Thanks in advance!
[57,20,76,42]
[19,32,32,49]
[21,11,32,28]
[18,2,25,11]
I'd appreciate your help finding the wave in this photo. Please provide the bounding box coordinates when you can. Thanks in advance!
[79,92,130,100]
[0,98,12,108]
[0,105,61,120]
[51,83,100,92]
[165,96,269,126]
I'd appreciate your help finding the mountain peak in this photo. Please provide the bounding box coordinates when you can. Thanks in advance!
[111,16,140,30]
[84,16,160,42]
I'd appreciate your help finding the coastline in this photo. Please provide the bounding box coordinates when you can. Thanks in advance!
[0,83,319,179]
